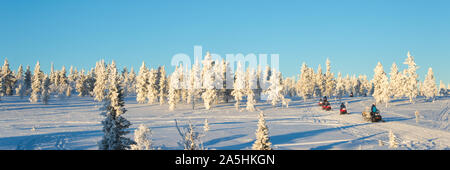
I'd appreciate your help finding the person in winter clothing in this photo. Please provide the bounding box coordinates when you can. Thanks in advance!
[323,96,328,102]
[371,103,378,113]
[340,103,346,109]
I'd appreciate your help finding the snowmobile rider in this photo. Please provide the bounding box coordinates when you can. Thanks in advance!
[340,103,346,109]
[371,103,378,115]
[323,96,328,102]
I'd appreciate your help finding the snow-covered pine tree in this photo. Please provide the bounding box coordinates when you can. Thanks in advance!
[158,66,167,105]
[372,62,390,107]
[252,111,272,150]
[15,65,26,98]
[335,72,345,102]
[75,69,88,97]
[187,60,202,109]
[168,66,181,111]
[403,51,419,103]
[57,66,69,97]
[358,75,369,97]
[314,64,325,97]
[389,62,402,99]
[232,61,245,110]
[136,62,149,104]
[297,63,314,101]
[24,65,32,95]
[127,67,137,95]
[41,74,51,104]
[147,68,158,104]
[93,60,108,102]
[265,69,284,107]
[388,129,398,149]
[201,52,216,110]
[130,124,153,150]
[203,119,210,133]
[439,80,447,96]
[1,58,16,96]
[246,68,257,112]
[99,61,135,150]
[30,61,43,103]
[324,58,336,98]
[423,67,437,101]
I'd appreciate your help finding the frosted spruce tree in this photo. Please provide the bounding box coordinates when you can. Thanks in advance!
[389,62,402,99]
[136,62,149,104]
[297,63,315,101]
[231,62,245,110]
[335,72,345,102]
[201,52,216,110]
[15,65,26,98]
[30,62,43,103]
[93,60,108,102]
[423,67,437,102]
[146,68,158,104]
[246,68,257,112]
[41,74,51,104]
[75,69,89,97]
[99,61,135,150]
[252,111,272,150]
[158,66,167,105]
[388,129,399,149]
[314,64,325,97]
[187,60,202,109]
[265,69,284,107]
[24,65,32,95]
[168,66,181,111]
[372,62,390,107]
[439,80,447,96]
[324,58,336,98]
[1,58,16,96]
[403,51,419,103]
[130,124,153,150]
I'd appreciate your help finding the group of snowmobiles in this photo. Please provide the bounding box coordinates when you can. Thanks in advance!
[318,96,383,122]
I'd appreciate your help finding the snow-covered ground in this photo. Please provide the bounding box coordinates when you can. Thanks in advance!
[0,95,449,150]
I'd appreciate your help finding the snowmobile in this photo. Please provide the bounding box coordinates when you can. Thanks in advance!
[362,107,383,122]
[340,107,348,114]
[339,103,348,114]
[322,102,331,111]
[318,99,324,106]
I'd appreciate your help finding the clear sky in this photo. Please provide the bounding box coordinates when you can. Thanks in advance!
[0,0,449,84]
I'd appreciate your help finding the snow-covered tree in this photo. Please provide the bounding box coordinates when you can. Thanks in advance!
[265,69,284,107]
[187,60,202,109]
[15,65,26,98]
[203,119,210,133]
[168,66,181,111]
[158,66,168,105]
[175,120,204,150]
[388,129,398,149]
[335,72,345,102]
[93,60,108,102]
[24,65,32,95]
[99,61,135,150]
[130,124,153,150]
[29,62,43,103]
[389,62,402,99]
[324,59,335,98]
[297,63,315,101]
[439,80,447,96]
[252,111,272,150]
[314,64,325,97]
[1,59,16,96]
[75,69,89,97]
[136,62,149,104]
[201,52,216,110]
[231,62,245,110]
[246,68,257,112]
[423,67,437,101]
[403,51,419,103]
[41,74,51,104]
[146,68,158,104]
[372,62,390,107]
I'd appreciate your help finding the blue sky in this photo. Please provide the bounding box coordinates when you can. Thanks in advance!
[0,0,449,83]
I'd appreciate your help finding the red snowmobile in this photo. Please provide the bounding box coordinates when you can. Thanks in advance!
[339,103,348,114]
[340,107,348,114]
[322,101,331,111]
